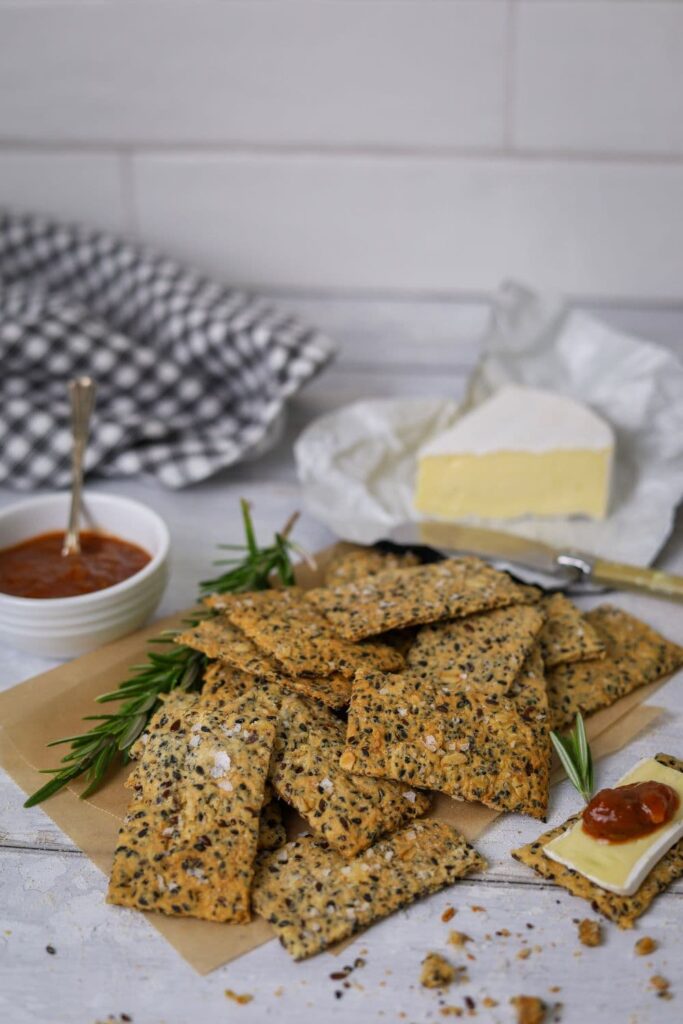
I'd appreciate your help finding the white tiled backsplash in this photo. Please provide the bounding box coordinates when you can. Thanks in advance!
[0,1,682,302]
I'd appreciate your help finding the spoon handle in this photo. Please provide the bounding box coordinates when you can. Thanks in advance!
[62,377,97,557]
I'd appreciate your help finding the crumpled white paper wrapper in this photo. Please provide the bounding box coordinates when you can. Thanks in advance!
[295,283,683,571]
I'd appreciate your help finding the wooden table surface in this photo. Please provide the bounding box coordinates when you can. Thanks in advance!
[1,295,682,1024]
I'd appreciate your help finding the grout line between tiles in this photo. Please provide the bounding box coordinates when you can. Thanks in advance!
[1,139,683,167]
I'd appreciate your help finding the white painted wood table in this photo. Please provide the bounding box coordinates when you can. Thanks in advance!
[1,296,682,1024]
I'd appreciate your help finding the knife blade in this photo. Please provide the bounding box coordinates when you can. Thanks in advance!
[387,520,683,601]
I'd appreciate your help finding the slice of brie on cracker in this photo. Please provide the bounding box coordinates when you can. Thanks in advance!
[414,384,614,521]
[544,757,683,896]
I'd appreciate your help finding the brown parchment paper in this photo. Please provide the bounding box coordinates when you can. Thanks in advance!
[0,544,668,974]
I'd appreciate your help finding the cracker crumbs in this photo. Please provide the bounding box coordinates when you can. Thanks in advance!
[439,1009,463,1019]
[516,947,532,960]
[649,975,672,1000]
[510,995,547,1024]
[224,989,253,1005]
[577,919,602,947]
[421,953,456,989]
[470,905,485,912]
[634,936,657,956]
[482,996,498,1007]
[448,930,472,948]
[442,906,456,923]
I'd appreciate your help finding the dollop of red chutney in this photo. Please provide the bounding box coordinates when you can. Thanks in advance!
[582,780,679,843]
[0,530,150,599]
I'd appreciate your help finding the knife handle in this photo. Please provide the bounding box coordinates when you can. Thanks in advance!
[590,558,683,601]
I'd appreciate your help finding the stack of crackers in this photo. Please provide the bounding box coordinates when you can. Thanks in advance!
[106,547,683,955]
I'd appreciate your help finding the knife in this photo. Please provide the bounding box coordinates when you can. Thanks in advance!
[387,520,683,601]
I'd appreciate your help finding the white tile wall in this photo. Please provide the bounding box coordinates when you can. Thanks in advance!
[132,152,683,300]
[0,3,506,148]
[0,1,681,302]
[515,2,683,155]
[0,150,127,233]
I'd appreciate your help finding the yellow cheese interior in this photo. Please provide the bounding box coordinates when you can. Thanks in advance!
[414,449,611,521]
[545,759,683,893]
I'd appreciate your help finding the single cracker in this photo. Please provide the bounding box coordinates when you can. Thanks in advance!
[306,557,537,641]
[547,605,683,731]
[228,589,404,679]
[407,604,546,694]
[342,647,550,819]
[252,820,486,960]
[179,616,352,709]
[270,693,431,858]
[178,616,280,680]
[539,593,605,669]
[325,547,420,587]
[512,753,683,929]
[107,689,277,923]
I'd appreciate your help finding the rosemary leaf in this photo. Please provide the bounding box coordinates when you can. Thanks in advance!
[550,712,595,804]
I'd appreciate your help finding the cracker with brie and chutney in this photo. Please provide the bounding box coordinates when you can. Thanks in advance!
[270,692,431,858]
[342,646,550,819]
[108,689,278,923]
[512,754,683,928]
[406,603,546,695]
[251,819,486,960]
[547,605,683,731]
[538,593,605,669]
[306,556,538,642]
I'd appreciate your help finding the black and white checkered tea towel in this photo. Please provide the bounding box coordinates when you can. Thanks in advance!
[0,210,334,489]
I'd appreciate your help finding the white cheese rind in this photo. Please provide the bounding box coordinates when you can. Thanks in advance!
[418,385,614,457]
[544,757,683,896]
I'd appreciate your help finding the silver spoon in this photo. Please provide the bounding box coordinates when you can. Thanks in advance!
[62,377,96,557]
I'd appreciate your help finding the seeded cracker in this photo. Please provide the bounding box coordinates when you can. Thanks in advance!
[179,616,352,709]
[407,604,545,694]
[251,820,486,960]
[547,605,683,731]
[342,646,550,819]
[270,693,431,857]
[107,689,277,923]
[203,586,306,613]
[257,800,287,852]
[306,557,537,641]
[228,588,404,678]
[178,616,280,679]
[512,754,683,928]
[125,691,200,796]
[539,593,605,669]
[324,547,420,587]
[201,660,259,705]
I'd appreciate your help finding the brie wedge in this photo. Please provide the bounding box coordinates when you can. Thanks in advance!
[414,385,614,521]
[544,757,683,896]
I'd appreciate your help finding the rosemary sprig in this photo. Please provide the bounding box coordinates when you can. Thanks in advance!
[550,712,594,803]
[24,500,299,808]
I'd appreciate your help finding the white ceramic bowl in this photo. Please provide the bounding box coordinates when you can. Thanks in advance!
[0,493,170,658]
